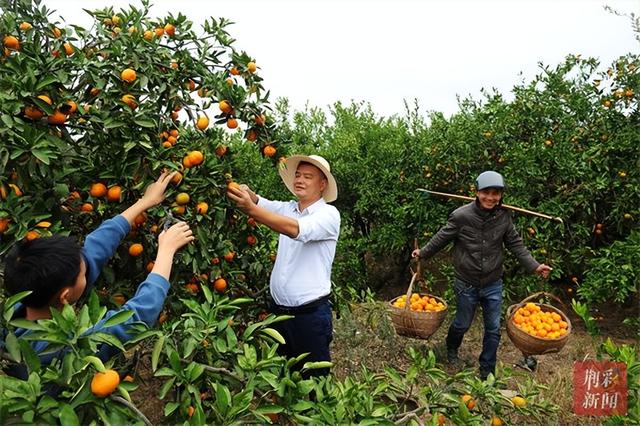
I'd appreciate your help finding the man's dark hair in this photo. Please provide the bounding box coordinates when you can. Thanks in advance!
[3,235,82,308]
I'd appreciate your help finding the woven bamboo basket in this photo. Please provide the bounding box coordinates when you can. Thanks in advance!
[506,292,572,357]
[388,263,448,340]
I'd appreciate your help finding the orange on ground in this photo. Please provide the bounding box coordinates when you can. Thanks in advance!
[91,369,120,397]
[490,416,503,426]
[128,243,143,257]
[196,115,209,130]
[121,68,137,83]
[90,182,108,198]
[462,394,476,410]
[512,396,527,407]
[196,202,209,215]
[213,278,227,293]
[107,186,122,202]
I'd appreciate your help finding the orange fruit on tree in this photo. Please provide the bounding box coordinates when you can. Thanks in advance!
[187,150,204,166]
[133,212,147,227]
[81,202,94,212]
[112,293,126,304]
[90,182,108,198]
[52,27,62,38]
[91,369,120,397]
[219,100,233,114]
[19,22,32,31]
[215,145,228,157]
[35,221,51,228]
[182,155,193,168]
[225,77,233,86]
[170,60,178,70]
[246,129,257,141]
[247,217,257,227]
[146,261,155,273]
[3,35,20,50]
[107,185,122,202]
[211,257,220,265]
[121,94,137,109]
[157,312,168,325]
[230,66,240,76]
[263,145,276,157]
[196,115,209,130]
[154,27,164,37]
[213,277,227,293]
[171,171,183,185]
[24,106,44,120]
[226,118,238,129]
[47,110,68,125]
[128,243,143,257]
[185,283,199,293]
[254,114,266,126]
[63,42,74,56]
[247,61,257,73]
[123,375,134,383]
[0,218,10,234]
[121,68,137,83]
[175,192,190,205]
[223,251,235,262]
[164,23,175,36]
[63,100,78,114]
[196,202,209,215]
[143,30,154,41]
[246,235,257,246]
[25,230,39,241]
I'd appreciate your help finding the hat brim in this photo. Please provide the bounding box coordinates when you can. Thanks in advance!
[278,155,338,202]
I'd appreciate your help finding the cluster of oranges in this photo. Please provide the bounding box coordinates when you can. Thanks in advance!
[512,303,569,339]
[392,293,446,312]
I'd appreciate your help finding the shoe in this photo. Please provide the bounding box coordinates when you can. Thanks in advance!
[479,370,492,381]
[515,356,538,372]
[446,349,460,365]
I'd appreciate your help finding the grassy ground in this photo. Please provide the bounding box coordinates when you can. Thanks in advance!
[331,298,637,426]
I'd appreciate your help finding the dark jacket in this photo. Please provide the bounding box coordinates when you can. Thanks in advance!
[419,201,539,286]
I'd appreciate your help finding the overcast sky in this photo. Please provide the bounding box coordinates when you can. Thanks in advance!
[46,0,639,118]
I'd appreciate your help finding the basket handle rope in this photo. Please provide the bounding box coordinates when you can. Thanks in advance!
[507,291,568,317]
[404,239,426,311]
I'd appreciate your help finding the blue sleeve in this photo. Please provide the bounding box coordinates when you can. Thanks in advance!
[91,273,170,362]
[82,215,130,286]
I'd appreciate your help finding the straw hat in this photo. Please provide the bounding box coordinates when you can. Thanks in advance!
[278,155,338,202]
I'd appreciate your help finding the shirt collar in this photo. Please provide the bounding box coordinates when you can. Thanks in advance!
[295,197,326,214]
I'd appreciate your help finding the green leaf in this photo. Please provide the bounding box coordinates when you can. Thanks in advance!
[260,328,285,344]
[102,310,134,328]
[152,335,165,371]
[9,319,41,330]
[5,332,21,362]
[59,403,80,426]
[19,339,41,372]
[31,149,51,165]
[84,356,105,372]
[133,118,156,128]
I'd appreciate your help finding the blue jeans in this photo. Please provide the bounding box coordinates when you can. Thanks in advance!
[446,278,503,375]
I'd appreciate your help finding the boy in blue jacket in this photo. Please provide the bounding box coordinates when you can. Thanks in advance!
[2,170,194,366]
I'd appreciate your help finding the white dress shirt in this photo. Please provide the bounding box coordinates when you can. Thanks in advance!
[257,196,340,307]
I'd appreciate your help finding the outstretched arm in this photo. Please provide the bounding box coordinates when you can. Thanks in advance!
[121,170,176,227]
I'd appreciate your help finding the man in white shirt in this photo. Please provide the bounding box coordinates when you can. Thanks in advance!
[227,155,340,377]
